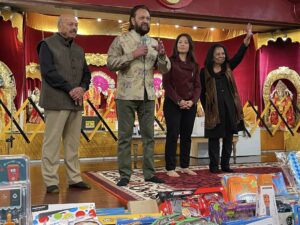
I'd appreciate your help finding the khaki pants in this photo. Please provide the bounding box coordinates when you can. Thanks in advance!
[41,110,82,187]
[116,99,155,180]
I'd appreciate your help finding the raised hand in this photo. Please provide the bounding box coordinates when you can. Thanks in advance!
[152,39,166,58]
[244,23,253,46]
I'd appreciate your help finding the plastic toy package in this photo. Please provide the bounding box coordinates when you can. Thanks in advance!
[158,187,227,217]
[221,174,257,203]
[275,151,300,193]
[0,155,31,225]
[209,201,256,224]
[31,203,98,225]
[151,214,217,225]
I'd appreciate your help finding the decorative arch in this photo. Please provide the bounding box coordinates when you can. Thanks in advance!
[263,66,300,109]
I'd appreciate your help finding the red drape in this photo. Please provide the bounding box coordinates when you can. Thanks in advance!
[0,18,24,107]
[24,26,257,106]
[257,38,300,110]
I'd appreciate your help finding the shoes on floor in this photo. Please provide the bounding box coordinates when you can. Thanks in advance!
[209,168,221,174]
[46,185,59,194]
[69,181,91,189]
[166,170,180,177]
[181,168,197,175]
[145,176,165,184]
[221,168,234,173]
[117,178,129,186]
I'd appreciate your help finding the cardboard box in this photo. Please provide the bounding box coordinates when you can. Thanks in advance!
[127,200,159,214]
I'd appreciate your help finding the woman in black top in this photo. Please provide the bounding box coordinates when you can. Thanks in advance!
[200,24,252,173]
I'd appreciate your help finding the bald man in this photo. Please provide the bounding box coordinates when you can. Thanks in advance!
[37,14,91,193]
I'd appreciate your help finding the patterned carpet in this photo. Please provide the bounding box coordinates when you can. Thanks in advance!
[83,163,283,204]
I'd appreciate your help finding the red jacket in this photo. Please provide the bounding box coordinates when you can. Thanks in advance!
[163,56,201,104]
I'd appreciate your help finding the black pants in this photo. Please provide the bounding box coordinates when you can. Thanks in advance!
[163,97,197,171]
[208,132,233,171]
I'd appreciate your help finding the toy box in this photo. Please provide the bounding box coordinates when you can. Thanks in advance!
[32,203,98,225]
[158,187,228,217]
[0,155,31,225]
[256,185,279,225]
[210,201,256,224]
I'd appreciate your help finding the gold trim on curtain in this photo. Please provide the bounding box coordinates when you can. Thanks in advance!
[0,9,23,42]
[257,29,300,49]
[26,12,248,43]
[26,12,122,36]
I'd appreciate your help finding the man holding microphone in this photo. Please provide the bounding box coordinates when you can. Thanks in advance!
[107,5,171,186]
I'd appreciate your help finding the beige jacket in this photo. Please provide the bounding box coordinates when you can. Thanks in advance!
[107,30,171,100]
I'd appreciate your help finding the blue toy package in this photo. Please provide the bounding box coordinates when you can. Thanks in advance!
[0,156,29,184]
[287,152,300,189]
[294,205,300,225]
[96,207,126,215]
[221,216,273,225]
[116,217,156,224]
[272,172,289,195]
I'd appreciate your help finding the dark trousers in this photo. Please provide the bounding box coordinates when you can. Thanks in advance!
[115,99,155,180]
[163,97,197,171]
[208,132,233,171]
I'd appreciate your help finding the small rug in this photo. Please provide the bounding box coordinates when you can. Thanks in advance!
[83,163,283,204]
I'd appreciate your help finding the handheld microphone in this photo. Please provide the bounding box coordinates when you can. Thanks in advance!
[141,36,148,62]
[141,36,147,46]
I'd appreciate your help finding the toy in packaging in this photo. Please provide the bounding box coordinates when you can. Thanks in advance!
[210,201,256,224]
[222,174,257,203]
[31,203,99,225]
[256,185,279,225]
[221,216,273,225]
[158,187,227,217]
[0,155,31,225]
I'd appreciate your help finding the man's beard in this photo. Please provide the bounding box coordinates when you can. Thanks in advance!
[134,23,150,36]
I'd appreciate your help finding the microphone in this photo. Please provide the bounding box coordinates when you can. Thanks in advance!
[141,36,147,61]
[141,36,147,46]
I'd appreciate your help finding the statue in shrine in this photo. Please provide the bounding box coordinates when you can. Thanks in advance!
[83,84,101,116]
[0,61,17,132]
[268,80,295,130]
[83,71,115,119]
[28,87,44,123]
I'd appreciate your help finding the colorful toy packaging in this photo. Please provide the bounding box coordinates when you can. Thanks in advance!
[31,203,100,225]
[209,201,256,224]
[256,185,279,225]
[222,174,257,203]
[0,155,31,225]
[158,187,228,217]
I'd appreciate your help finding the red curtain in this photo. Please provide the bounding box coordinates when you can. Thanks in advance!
[0,18,24,107]
[257,38,300,110]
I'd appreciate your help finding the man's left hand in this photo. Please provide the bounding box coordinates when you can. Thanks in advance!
[153,40,166,57]
[70,87,85,102]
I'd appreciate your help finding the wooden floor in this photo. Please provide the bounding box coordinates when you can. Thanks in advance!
[30,152,278,209]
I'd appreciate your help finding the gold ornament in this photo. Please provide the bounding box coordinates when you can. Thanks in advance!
[162,0,180,4]
[26,63,41,80]
[85,53,108,67]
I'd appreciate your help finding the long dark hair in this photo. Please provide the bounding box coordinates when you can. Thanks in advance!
[204,43,229,69]
[128,5,150,31]
[171,33,197,65]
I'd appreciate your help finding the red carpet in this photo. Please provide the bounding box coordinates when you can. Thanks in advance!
[83,163,283,204]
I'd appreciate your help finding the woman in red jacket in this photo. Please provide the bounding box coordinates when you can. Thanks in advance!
[163,33,201,177]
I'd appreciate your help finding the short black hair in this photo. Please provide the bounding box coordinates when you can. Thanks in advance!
[128,5,150,31]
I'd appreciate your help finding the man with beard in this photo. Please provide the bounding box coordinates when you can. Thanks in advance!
[107,5,171,186]
[37,14,91,193]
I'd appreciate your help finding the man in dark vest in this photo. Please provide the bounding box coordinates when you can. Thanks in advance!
[37,14,91,193]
